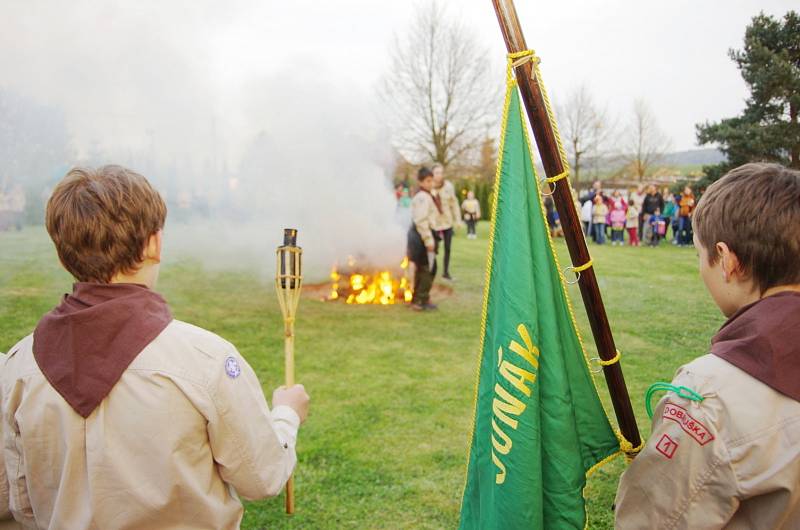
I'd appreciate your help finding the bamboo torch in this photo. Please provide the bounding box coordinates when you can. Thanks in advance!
[491,0,642,451]
[275,228,302,514]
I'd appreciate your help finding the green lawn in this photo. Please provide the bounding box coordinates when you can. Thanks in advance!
[0,223,723,529]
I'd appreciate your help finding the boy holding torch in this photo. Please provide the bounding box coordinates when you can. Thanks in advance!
[1,165,309,529]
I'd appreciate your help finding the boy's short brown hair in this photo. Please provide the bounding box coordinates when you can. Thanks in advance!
[693,163,800,293]
[46,165,167,283]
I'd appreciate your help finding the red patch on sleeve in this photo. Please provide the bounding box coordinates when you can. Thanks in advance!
[655,433,678,459]
[662,402,715,446]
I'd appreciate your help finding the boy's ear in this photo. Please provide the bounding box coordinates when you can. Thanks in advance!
[144,230,163,264]
[716,242,740,281]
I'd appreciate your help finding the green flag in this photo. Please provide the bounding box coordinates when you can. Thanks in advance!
[459,80,621,529]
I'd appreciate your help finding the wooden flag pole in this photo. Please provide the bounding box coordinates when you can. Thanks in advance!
[491,0,642,451]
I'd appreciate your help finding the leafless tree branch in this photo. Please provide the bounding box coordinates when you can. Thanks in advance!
[380,1,499,167]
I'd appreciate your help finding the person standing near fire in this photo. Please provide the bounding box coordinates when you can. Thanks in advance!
[432,163,461,280]
[408,167,441,311]
[461,191,481,239]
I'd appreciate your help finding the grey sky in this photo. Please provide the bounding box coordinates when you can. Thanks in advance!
[1,0,795,157]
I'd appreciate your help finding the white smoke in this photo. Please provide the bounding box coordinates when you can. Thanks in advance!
[0,1,407,282]
[163,68,407,281]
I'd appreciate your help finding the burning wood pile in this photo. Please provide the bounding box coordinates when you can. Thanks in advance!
[327,257,413,305]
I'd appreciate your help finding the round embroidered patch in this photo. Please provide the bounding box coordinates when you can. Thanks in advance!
[224,356,242,379]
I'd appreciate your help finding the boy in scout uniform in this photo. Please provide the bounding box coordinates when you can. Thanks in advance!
[615,163,800,528]
[0,354,21,530]
[1,166,309,529]
[408,166,441,311]
[432,164,462,280]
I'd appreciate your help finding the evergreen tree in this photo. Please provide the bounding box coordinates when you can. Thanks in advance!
[696,11,800,184]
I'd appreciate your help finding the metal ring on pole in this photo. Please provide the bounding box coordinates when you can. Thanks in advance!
[539,176,556,196]
[538,169,568,197]
[562,259,593,285]
[589,357,603,374]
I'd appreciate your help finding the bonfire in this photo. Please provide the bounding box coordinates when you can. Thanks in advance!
[327,257,413,305]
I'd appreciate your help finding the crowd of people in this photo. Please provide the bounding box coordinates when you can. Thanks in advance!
[571,182,697,247]
[400,170,699,310]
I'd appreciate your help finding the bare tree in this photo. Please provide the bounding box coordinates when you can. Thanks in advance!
[557,84,614,183]
[624,98,672,181]
[380,2,498,167]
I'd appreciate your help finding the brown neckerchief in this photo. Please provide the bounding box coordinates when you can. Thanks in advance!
[33,282,172,418]
[422,189,443,214]
[710,290,800,403]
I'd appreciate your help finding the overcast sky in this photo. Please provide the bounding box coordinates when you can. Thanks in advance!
[1,0,796,156]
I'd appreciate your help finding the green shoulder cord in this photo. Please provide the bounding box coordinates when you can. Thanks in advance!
[645,383,705,419]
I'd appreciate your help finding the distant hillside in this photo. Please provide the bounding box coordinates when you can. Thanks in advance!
[576,148,727,178]
[662,148,725,167]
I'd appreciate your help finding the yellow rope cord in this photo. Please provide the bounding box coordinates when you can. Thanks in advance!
[510,51,598,287]
[460,64,516,500]
[510,50,640,464]
[617,429,645,461]
[571,259,593,273]
[598,349,621,366]
[544,171,568,184]
[508,50,571,188]
[462,54,640,508]
[562,259,593,285]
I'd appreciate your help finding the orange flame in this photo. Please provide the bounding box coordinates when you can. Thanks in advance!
[327,258,413,305]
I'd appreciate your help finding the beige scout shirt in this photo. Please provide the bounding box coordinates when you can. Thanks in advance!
[461,198,480,218]
[432,180,460,231]
[616,354,800,529]
[1,320,300,529]
[412,190,439,249]
[0,354,22,530]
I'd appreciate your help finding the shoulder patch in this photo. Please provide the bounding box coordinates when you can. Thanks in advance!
[662,402,715,446]
[224,356,242,379]
[655,433,678,459]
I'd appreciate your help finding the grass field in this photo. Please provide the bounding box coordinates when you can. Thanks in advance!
[0,223,723,529]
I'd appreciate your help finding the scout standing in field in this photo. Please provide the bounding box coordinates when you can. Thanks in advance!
[461,191,481,240]
[407,166,441,311]
[615,163,800,528]
[0,166,310,529]
[432,163,462,280]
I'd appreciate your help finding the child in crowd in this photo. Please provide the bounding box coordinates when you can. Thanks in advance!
[552,213,564,238]
[395,187,413,228]
[580,198,593,237]
[591,195,608,245]
[678,185,696,247]
[609,201,627,246]
[648,208,665,247]
[398,187,412,208]
[626,201,640,246]
[662,191,676,242]
[461,190,481,239]
[610,189,627,211]
[615,163,800,528]
[629,185,646,235]
[1,166,309,528]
